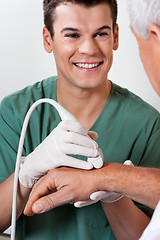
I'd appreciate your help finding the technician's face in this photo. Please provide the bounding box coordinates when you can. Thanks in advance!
[43,2,118,90]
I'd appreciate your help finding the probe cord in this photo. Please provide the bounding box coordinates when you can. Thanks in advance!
[11,98,103,240]
[11,98,76,240]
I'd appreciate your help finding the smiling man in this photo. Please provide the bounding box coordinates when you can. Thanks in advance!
[1,0,160,240]
[42,1,118,130]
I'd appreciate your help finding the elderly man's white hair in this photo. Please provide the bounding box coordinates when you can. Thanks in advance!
[127,0,160,39]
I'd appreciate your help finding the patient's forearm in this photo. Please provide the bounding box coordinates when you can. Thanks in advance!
[101,163,160,209]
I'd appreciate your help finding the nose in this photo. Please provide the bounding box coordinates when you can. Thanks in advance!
[79,37,99,56]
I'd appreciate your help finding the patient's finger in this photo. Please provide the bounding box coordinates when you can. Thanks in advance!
[24,177,56,216]
[31,187,74,214]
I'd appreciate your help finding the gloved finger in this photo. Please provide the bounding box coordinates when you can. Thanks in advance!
[124,160,134,166]
[90,191,110,201]
[60,120,88,135]
[90,191,123,203]
[87,155,103,169]
[101,193,123,203]
[62,143,99,157]
[74,199,98,208]
[88,131,98,140]
[63,155,94,170]
[63,131,98,149]
[87,148,104,169]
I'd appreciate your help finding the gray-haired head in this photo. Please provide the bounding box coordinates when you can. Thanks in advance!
[127,0,160,39]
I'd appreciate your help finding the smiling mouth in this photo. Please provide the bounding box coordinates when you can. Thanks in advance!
[74,61,103,69]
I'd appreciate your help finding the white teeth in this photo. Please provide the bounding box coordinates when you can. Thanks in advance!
[75,63,100,69]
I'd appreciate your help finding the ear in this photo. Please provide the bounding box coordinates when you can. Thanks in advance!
[113,24,119,51]
[43,27,53,53]
[148,24,160,41]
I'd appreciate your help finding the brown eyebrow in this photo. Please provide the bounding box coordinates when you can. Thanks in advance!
[60,25,111,33]
[60,27,80,33]
[96,25,111,31]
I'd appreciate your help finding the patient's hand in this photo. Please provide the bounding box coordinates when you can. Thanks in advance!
[24,167,101,216]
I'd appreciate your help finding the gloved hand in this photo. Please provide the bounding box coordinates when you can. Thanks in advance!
[74,160,134,208]
[19,120,99,188]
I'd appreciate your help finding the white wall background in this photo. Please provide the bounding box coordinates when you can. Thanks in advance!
[0,0,160,112]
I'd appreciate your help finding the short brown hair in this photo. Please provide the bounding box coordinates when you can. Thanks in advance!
[43,0,118,37]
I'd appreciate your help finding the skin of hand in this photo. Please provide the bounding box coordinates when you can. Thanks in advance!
[24,162,160,216]
[24,166,102,216]
[74,160,133,207]
[24,163,151,239]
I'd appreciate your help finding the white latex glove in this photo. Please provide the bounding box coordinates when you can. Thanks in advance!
[19,120,99,188]
[74,160,134,208]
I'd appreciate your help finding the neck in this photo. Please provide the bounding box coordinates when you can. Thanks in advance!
[57,80,111,130]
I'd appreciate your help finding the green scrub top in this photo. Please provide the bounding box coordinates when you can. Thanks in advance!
[1,76,160,240]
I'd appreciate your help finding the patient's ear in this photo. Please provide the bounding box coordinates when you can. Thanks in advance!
[148,24,160,41]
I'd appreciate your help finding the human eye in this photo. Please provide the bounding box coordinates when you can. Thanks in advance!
[64,33,80,39]
[94,30,111,40]
[97,32,108,37]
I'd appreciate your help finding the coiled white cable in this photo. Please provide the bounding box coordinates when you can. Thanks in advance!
[11,98,103,240]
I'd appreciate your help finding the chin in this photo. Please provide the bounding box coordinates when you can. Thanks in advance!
[76,76,106,89]
[78,81,104,90]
